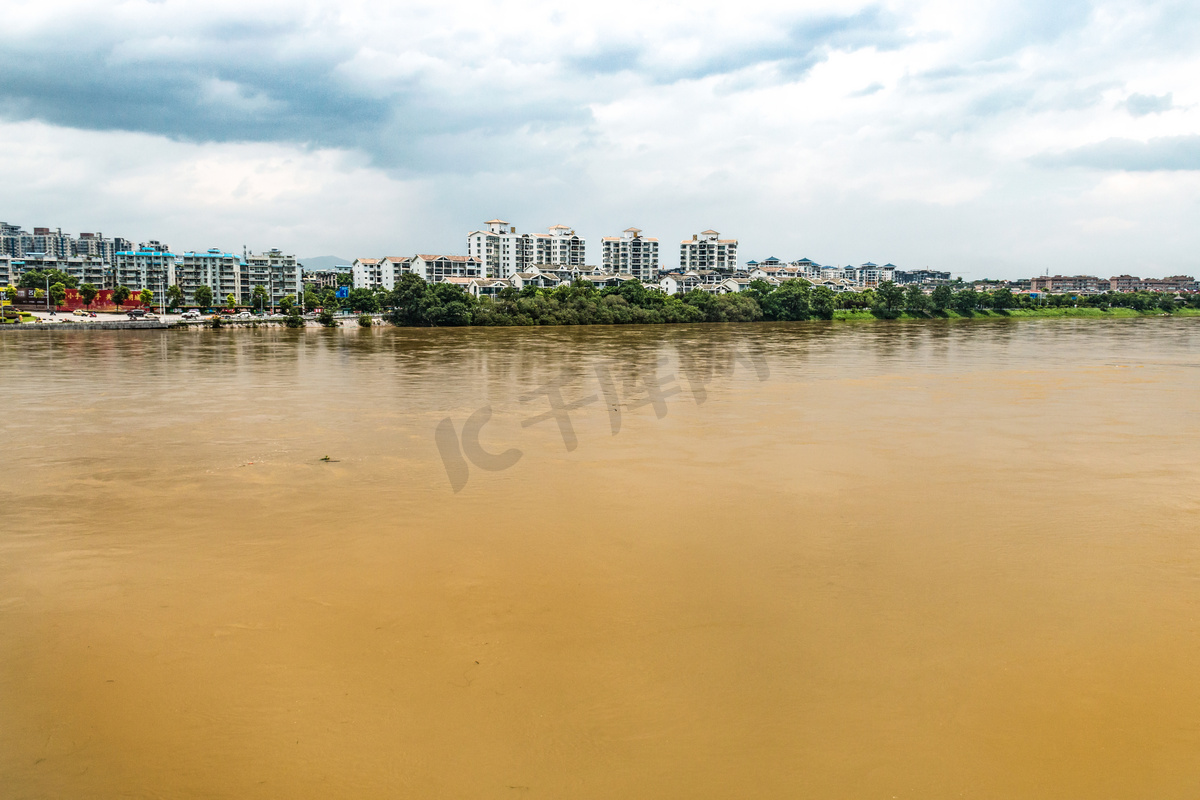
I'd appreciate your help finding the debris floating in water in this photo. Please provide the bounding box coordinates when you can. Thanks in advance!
[319,455,340,463]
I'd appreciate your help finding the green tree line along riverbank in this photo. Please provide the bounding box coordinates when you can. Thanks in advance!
[12,268,1199,328]
[361,274,1200,328]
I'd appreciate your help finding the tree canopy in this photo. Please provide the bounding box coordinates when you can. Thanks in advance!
[18,268,78,290]
[194,285,214,309]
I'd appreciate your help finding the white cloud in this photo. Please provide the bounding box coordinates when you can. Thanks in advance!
[0,0,1197,276]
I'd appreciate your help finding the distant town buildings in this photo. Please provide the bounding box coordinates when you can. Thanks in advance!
[894,269,952,285]
[0,253,108,289]
[602,227,659,282]
[1031,274,1198,294]
[303,264,351,290]
[7,217,1200,310]
[680,230,738,274]
[2,221,135,261]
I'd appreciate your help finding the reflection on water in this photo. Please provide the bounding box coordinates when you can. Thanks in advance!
[3,318,1200,798]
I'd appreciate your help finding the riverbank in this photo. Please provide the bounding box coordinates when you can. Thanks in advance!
[832,306,1200,321]
[0,319,170,331]
[3,306,1197,331]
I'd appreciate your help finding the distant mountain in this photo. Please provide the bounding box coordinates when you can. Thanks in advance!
[298,255,352,271]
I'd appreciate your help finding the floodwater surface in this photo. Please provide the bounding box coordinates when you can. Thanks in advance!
[2,318,1199,798]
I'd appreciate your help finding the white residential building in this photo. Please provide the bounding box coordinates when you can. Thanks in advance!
[467,278,509,299]
[0,254,110,288]
[660,272,704,295]
[532,224,586,267]
[113,248,176,293]
[680,230,738,274]
[243,249,302,308]
[854,262,894,288]
[379,257,410,290]
[601,227,659,282]
[467,219,587,279]
[509,271,562,291]
[410,254,484,282]
[467,220,520,279]
[351,258,383,289]
[176,249,243,305]
[791,258,821,280]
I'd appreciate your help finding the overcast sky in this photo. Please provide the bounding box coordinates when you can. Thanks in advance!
[1,0,1197,277]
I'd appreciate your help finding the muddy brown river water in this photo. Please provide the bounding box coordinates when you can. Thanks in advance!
[2,318,1199,798]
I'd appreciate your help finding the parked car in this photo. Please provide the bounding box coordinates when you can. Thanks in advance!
[73,308,88,316]
[236,311,251,319]
[180,310,201,320]
[127,309,146,318]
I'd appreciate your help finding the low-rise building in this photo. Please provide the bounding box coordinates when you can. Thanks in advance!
[894,269,952,285]
[1141,275,1197,293]
[660,272,705,295]
[509,272,562,291]
[304,266,352,290]
[1030,275,1105,294]
[351,258,383,290]
[1108,274,1197,292]
[409,255,484,283]
[719,275,777,294]
[467,278,509,299]
[579,273,637,290]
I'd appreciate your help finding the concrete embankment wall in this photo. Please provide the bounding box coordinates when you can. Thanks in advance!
[0,321,170,331]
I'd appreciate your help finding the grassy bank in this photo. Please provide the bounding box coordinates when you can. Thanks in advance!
[832,307,1200,321]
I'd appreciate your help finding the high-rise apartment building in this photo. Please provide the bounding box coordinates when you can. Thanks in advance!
[31,228,73,258]
[601,227,659,281]
[114,247,176,293]
[176,249,243,304]
[531,225,586,267]
[467,220,587,279]
[0,254,110,288]
[467,220,520,279]
[1,222,138,261]
[243,249,301,307]
[679,229,738,274]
